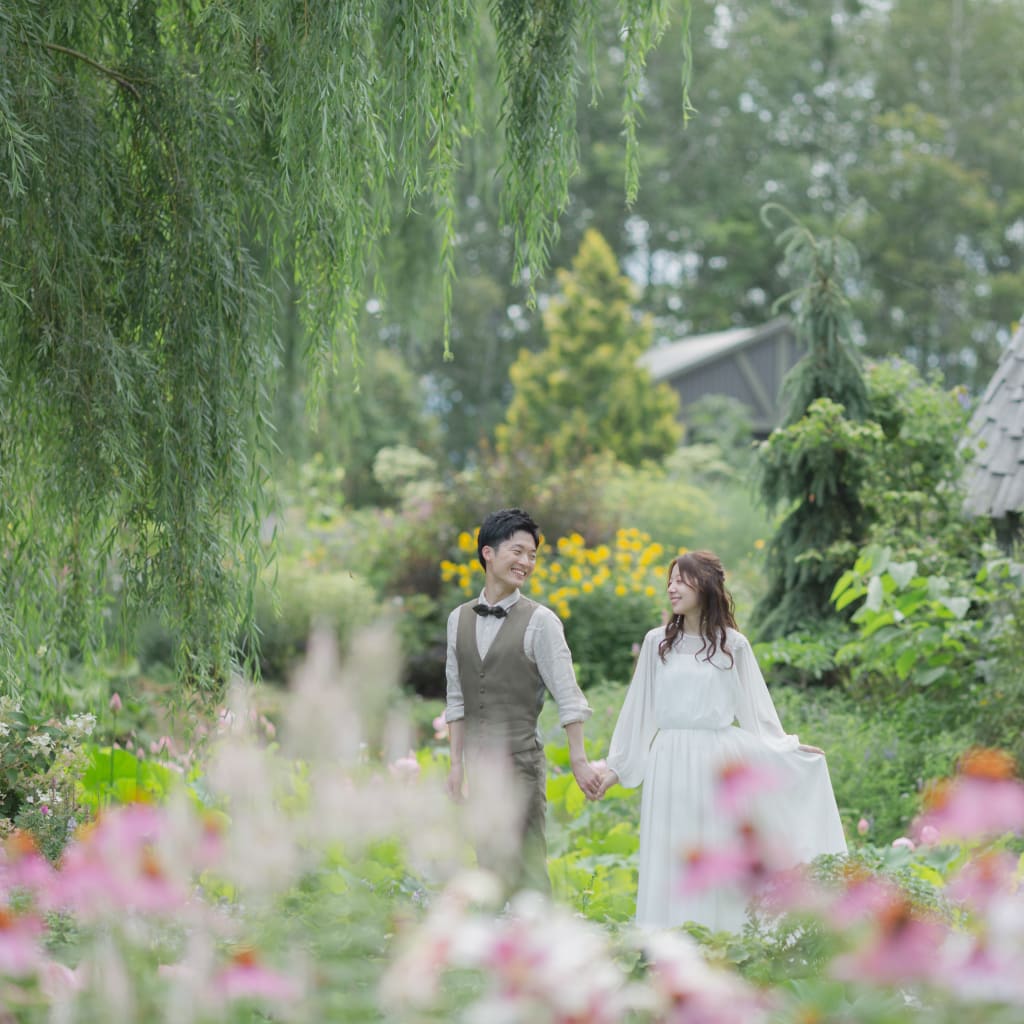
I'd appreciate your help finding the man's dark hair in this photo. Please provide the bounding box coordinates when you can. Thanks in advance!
[477,508,541,570]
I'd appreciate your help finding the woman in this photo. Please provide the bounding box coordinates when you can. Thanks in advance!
[597,551,846,932]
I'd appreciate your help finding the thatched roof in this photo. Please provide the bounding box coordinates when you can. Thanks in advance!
[964,320,1024,519]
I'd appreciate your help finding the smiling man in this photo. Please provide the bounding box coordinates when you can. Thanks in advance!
[444,507,601,897]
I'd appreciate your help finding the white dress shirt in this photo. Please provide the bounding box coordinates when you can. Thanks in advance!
[444,589,592,727]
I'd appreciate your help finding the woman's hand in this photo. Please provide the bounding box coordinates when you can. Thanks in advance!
[596,767,620,798]
[798,743,825,756]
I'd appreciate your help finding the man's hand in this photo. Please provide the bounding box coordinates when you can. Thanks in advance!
[446,761,465,802]
[571,757,602,801]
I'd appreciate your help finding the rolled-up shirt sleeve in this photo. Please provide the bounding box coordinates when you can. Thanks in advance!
[526,606,592,727]
[444,607,465,723]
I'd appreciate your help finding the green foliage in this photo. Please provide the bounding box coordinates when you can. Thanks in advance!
[832,548,979,692]
[78,745,183,812]
[563,588,660,689]
[860,359,982,567]
[770,685,970,843]
[756,398,883,639]
[13,800,80,864]
[0,699,95,819]
[497,229,683,470]
[754,214,875,640]
[0,0,692,696]
[250,564,382,683]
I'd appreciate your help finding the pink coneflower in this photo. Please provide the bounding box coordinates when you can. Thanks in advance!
[828,873,901,928]
[2,829,55,894]
[214,948,301,1003]
[946,851,1018,914]
[0,906,46,976]
[917,774,1024,842]
[717,760,780,815]
[677,842,759,897]
[833,896,946,986]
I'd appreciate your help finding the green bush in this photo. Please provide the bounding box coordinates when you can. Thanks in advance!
[563,588,660,688]
[252,565,381,682]
[772,685,970,842]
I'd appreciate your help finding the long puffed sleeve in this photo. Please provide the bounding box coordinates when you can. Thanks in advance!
[732,633,799,751]
[604,629,661,788]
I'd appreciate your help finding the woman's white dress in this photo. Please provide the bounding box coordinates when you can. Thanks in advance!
[605,626,847,932]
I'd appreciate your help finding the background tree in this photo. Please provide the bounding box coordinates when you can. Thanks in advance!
[496,230,682,470]
[753,213,876,641]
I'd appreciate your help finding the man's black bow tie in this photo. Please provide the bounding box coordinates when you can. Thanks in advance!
[473,603,508,618]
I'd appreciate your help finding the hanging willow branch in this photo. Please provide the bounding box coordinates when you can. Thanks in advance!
[41,42,142,99]
[0,0,694,697]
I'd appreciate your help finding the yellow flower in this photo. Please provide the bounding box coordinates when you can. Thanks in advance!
[457,531,476,553]
[557,601,571,619]
[582,581,593,593]
[754,538,766,550]
[569,565,582,582]
[615,584,627,596]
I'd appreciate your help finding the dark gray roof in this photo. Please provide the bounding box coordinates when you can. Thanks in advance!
[964,320,1024,518]
[639,317,790,381]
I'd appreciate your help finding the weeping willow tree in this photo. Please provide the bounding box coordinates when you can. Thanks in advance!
[0,1,691,697]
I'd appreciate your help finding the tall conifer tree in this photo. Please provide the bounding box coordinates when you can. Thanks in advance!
[753,211,878,640]
[497,230,682,470]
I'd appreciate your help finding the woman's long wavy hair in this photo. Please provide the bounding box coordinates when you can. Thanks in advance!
[658,551,738,665]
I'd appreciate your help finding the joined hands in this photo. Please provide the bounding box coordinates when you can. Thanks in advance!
[573,760,619,801]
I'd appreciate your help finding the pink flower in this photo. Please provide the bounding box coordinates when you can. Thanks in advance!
[0,907,46,976]
[39,959,82,999]
[946,851,1018,914]
[214,949,301,1003]
[833,896,946,986]
[918,824,939,845]
[917,775,1024,842]
[828,874,901,928]
[432,714,448,741]
[1,830,55,894]
[857,817,870,835]
[388,751,421,782]
[891,836,916,851]
[677,842,760,897]
[717,760,781,815]
[109,692,122,712]
[51,805,188,918]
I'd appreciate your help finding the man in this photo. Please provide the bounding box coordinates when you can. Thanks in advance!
[445,507,601,896]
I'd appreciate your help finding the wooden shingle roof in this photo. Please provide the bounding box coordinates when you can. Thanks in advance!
[964,320,1024,519]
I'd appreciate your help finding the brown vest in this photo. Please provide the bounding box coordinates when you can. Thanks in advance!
[456,597,545,755]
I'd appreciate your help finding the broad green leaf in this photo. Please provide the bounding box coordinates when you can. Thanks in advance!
[895,648,917,680]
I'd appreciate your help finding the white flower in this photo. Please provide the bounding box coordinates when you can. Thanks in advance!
[65,712,97,736]
[26,733,53,752]
[0,722,10,737]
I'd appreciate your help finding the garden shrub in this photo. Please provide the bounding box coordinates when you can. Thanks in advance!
[251,564,381,682]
